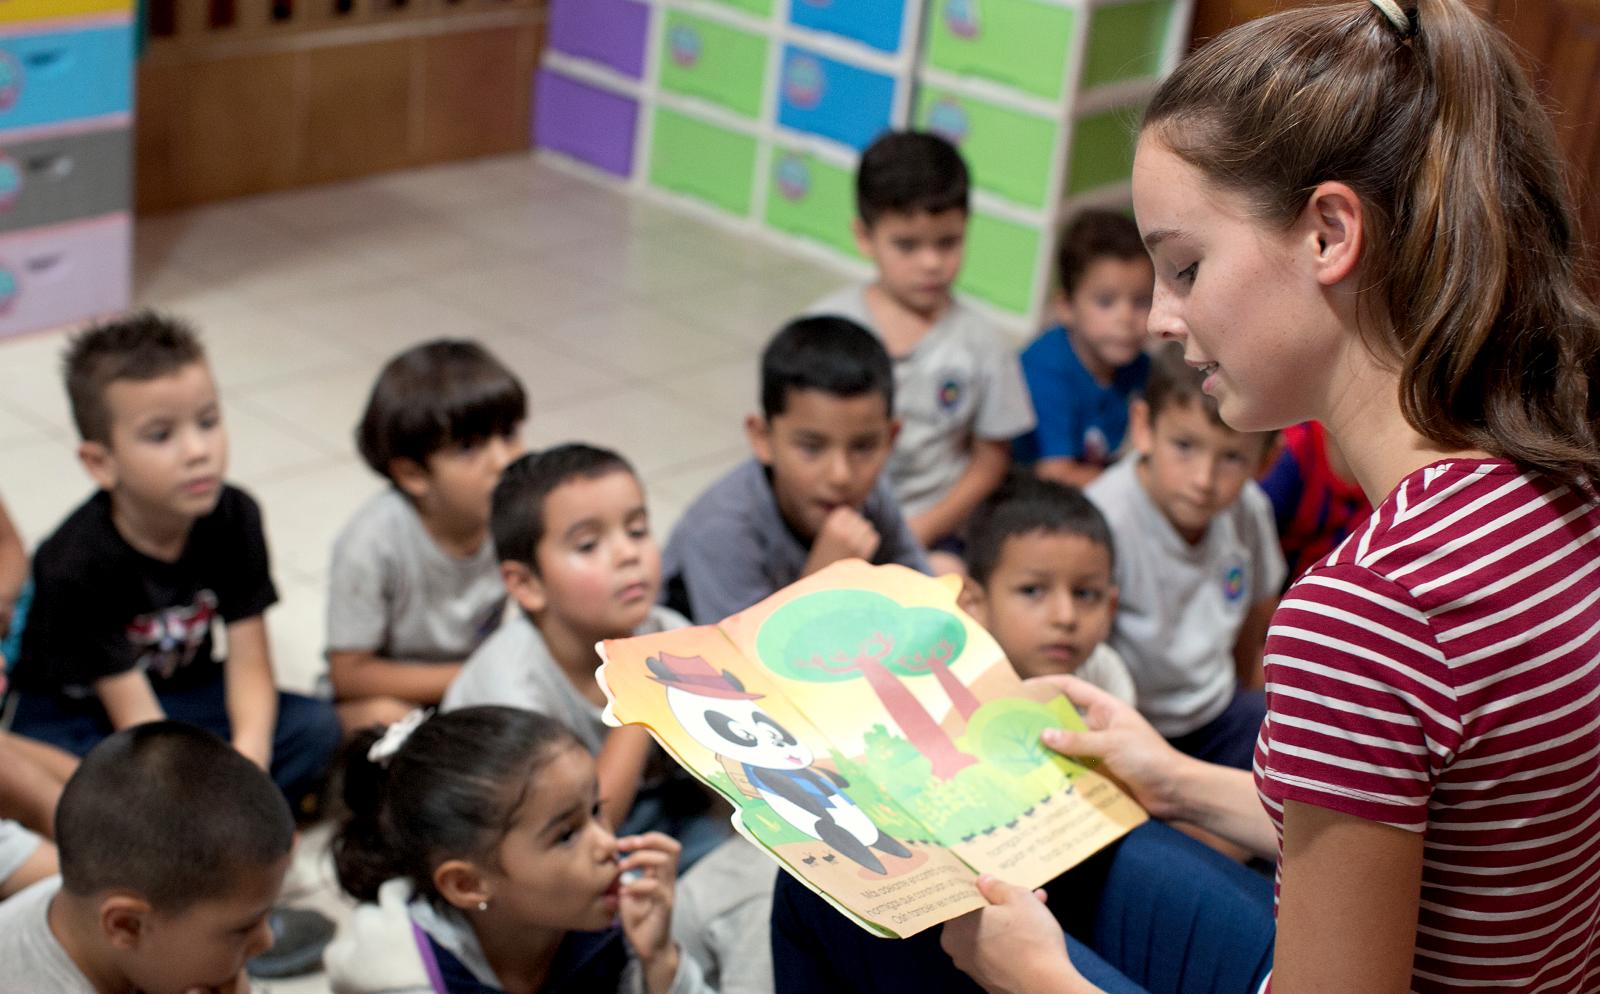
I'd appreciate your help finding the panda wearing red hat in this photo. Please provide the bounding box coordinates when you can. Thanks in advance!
[648,652,910,875]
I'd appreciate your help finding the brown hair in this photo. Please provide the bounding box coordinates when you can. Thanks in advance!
[1144,0,1600,491]
[63,311,206,444]
[1056,208,1147,298]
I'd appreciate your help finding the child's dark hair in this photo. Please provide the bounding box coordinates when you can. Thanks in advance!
[761,316,894,420]
[1145,0,1600,490]
[1143,342,1224,428]
[1056,210,1147,298]
[492,444,637,571]
[56,722,293,912]
[333,706,583,906]
[856,131,970,228]
[356,340,526,482]
[967,474,1116,585]
[63,310,206,445]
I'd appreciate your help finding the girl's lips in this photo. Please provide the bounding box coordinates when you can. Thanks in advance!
[616,582,649,603]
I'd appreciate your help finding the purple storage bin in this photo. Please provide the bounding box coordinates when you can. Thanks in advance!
[534,69,640,178]
[548,0,651,80]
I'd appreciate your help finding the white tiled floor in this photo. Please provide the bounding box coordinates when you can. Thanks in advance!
[0,152,857,993]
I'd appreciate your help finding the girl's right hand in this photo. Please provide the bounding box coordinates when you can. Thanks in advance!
[1027,674,1191,820]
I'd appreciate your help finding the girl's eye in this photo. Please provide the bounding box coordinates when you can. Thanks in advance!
[1017,584,1044,598]
[1175,262,1198,284]
[575,540,598,554]
[146,429,171,444]
[628,525,650,540]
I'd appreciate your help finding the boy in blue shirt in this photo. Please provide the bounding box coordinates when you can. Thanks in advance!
[1015,210,1154,487]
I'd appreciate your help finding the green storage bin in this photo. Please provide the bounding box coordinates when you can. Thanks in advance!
[924,0,1075,102]
[916,87,1059,210]
[1066,106,1142,196]
[1083,0,1173,89]
[649,107,760,217]
[764,149,864,259]
[703,0,775,16]
[658,11,770,120]
[957,212,1042,316]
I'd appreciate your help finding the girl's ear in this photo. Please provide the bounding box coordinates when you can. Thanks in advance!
[1302,181,1365,288]
[433,858,491,913]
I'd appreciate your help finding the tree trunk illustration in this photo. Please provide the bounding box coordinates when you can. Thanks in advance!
[856,653,977,779]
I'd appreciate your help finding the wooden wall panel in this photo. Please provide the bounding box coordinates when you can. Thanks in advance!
[416,24,541,162]
[303,39,415,182]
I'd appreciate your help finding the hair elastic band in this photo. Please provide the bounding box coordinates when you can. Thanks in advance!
[1369,0,1416,37]
[367,708,431,766]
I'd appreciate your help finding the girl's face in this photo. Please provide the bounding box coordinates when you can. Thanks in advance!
[1131,134,1340,433]
[483,745,623,933]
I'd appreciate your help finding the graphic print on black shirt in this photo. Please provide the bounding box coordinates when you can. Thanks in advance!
[12,486,278,699]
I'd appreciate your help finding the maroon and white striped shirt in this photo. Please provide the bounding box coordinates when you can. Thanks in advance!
[1256,459,1600,992]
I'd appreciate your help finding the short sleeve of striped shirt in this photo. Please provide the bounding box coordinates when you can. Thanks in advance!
[1256,564,1463,833]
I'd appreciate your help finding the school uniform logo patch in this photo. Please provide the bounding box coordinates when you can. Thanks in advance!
[937,376,965,413]
[1221,561,1248,605]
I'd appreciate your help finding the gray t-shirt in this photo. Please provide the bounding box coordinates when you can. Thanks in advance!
[660,459,930,625]
[0,878,96,994]
[326,489,505,662]
[809,285,1036,518]
[1086,457,1285,737]
[0,820,41,889]
[442,606,688,754]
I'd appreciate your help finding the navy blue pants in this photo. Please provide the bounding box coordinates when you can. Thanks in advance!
[9,679,341,810]
[772,820,1275,994]
[1167,689,1267,772]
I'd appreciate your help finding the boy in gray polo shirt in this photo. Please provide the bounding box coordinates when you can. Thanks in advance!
[1086,346,1282,770]
[810,132,1034,563]
[444,444,727,868]
[661,317,930,627]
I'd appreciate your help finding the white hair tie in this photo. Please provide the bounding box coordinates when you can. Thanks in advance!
[1369,0,1415,37]
[367,708,431,766]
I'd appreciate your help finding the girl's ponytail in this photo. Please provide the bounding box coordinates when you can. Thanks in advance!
[1146,0,1600,490]
[331,726,403,904]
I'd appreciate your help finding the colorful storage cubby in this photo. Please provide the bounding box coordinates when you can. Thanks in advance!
[657,10,771,121]
[763,144,862,260]
[775,45,900,154]
[787,0,912,54]
[547,0,651,81]
[0,213,130,338]
[537,0,654,180]
[914,0,1192,325]
[647,104,760,218]
[533,69,641,179]
[0,5,133,340]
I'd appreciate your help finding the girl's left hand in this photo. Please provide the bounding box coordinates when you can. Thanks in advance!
[617,832,682,992]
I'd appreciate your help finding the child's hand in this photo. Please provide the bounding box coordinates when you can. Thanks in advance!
[941,877,1089,994]
[806,507,881,574]
[617,832,682,994]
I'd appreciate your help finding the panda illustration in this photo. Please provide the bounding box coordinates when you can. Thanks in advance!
[647,652,912,875]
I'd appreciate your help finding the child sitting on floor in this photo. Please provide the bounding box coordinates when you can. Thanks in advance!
[326,706,713,994]
[327,339,526,731]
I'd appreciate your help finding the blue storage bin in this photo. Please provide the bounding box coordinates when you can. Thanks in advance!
[0,24,134,132]
[776,46,897,152]
[788,0,909,54]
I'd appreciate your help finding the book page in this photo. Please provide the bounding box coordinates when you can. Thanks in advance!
[598,625,986,937]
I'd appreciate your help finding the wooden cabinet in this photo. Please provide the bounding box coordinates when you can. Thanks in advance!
[136,2,546,213]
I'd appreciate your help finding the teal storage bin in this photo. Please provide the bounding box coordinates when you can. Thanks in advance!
[0,24,134,132]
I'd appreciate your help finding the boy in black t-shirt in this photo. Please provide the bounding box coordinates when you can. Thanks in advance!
[4,312,340,811]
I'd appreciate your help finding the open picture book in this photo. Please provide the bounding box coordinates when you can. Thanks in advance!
[596,560,1146,938]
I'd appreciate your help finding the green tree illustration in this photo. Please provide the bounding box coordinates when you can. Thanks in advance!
[758,590,979,779]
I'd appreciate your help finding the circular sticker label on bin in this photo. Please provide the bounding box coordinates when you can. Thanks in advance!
[944,0,982,39]
[776,154,812,201]
[0,154,21,212]
[784,55,825,110]
[668,25,703,68]
[926,98,970,145]
[0,266,18,314]
[0,53,22,112]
